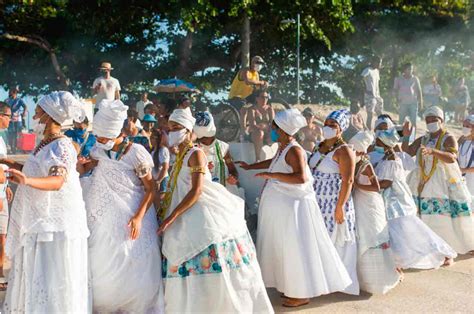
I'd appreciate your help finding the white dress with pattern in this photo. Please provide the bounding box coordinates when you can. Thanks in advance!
[4,138,90,313]
[84,144,164,313]
[310,145,360,295]
[258,142,351,298]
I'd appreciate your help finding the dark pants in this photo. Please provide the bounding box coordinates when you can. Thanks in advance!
[8,122,22,154]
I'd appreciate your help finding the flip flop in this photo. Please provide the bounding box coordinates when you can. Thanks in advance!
[282,298,309,308]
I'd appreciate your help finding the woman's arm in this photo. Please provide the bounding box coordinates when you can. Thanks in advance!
[378,179,393,189]
[7,168,65,191]
[248,108,258,130]
[354,164,380,192]
[255,146,307,184]
[155,161,170,184]
[128,172,156,240]
[421,135,457,164]
[0,158,23,171]
[158,150,206,235]
[334,146,356,224]
[238,158,272,170]
[224,151,239,178]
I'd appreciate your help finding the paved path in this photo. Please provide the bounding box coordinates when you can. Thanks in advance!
[0,254,472,312]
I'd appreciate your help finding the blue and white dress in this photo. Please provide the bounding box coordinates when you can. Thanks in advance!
[310,144,359,295]
[376,157,457,269]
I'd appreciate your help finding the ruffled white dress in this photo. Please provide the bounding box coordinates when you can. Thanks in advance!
[353,166,400,294]
[310,145,359,295]
[84,144,164,313]
[458,139,474,196]
[376,157,457,269]
[407,134,474,254]
[258,142,351,298]
[162,147,272,313]
[4,138,91,313]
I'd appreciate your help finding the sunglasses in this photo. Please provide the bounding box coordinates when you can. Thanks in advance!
[0,113,11,118]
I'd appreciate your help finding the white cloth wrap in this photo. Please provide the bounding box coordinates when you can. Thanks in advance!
[169,108,196,131]
[38,91,86,125]
[194,116,216,138]
[349,131,374,153]
[274,108,307,136]
[424,106,444,120]
[93,99,128,138]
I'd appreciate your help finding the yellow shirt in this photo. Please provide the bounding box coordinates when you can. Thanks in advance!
[228,69,259,99]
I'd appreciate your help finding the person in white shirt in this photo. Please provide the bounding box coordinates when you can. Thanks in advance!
[423,75,442,107]
[361,56,384,129]
[136,92,152,120]
[92,62,121,108]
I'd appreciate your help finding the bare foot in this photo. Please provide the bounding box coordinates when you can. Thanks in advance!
[282,297,309,308]
[397,268,405,282]
[443,257,454,267]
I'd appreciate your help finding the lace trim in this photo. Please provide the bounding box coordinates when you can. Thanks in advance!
[135,162,152,178]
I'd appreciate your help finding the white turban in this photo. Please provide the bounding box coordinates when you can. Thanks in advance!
[37,91,85,125]
[424,106,444,121]
[93,99,128,138]
[349,131,374,153]
[274,109,307,136]
[374,116,394,129]
[169,108,195,131]
[194,111,216,139]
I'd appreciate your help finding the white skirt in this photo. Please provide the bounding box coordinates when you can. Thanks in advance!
[357,246,400,295]
[257,187,352,298]
[388,215,457,269]
[4,233,90,313]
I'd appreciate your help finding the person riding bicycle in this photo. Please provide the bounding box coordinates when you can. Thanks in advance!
[228,56,268,140]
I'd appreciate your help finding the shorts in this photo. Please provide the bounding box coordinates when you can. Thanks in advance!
[0,199,8,234]
[158,176,169,193]
[364,95,384,114]
[228,97,247,110]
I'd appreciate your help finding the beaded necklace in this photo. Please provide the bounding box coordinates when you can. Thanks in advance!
[106,138,130,161]
[311,137,345,171]
[417,129,447,196]
[34,133,63,155]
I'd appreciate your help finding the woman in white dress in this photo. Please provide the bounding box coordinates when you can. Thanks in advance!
[349,131,400,294]
[309,109,359,295]
[376,128,457,269]
[241,109,351,307]
[403,106,474,254]
[458,115,474,196]
[4,91,90,313]
[83,99,164,313]
[158,108,272,313]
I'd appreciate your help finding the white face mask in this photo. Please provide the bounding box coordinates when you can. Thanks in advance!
[168,129,188,147]
[32,113,47,136]
[426,121,441,133]
[95,140,115,151]
[255,64,263,71]
[322,126,337,139]
[462,127,472,136]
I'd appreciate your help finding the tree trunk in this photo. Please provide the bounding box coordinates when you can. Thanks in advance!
[2,33,70,90]
[177,31,194,77]
[241,14,250,67]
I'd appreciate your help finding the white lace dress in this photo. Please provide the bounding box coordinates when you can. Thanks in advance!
[84,144,164,313]
[162,147,272,313]
[376,158,457,269]
[258,142,351,298]
[4,138,90,313]
[353,164,400,295]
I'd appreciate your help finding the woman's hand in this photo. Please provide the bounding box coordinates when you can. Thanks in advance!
[227,175,238,185]
[127,215,143,240]
[6,186,13,203]
[236,161,251,170]
[335,205,345,224]
[420,145,434,156]
[6,169,28,185]
[255,172,273,180]
[208,161,214,171]
[157,216,174,235]
[402,120,413,137]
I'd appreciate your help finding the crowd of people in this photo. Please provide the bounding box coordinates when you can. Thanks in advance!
[0,58,471,313]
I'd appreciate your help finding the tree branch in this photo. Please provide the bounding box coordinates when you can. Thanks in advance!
[2,33,70,89]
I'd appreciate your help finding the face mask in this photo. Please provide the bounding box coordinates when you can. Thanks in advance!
[168,129,188,147]
[355,155,361,163]
[255,64,263,71]
[95,140,115,151]
[375,130,383,138]
[462,127,472,136]
[374,146,385,154]
[426,121,441,133]
[32,113,47,136]
[322,126,337,139]
[270,129,280,142]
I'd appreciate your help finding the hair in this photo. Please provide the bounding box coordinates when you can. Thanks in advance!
[0,101,10,113]
[151,129,163,167]
[302,107,314,117]
[371,55,382,65]
[127,108,139,122]
[145,103,158,113]
[402,63,413,71]
[162,99,177,115]
[377,113,394,123]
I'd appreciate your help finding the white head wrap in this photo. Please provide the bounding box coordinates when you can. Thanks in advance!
[194,111,216,139]
[93,99,128,138]
[169,108,195,131]
[424,106,444,121]
[464,114,474,124]
[349,131,374,153]
[37,91,85,125]
[374,116,394,130]
[274,109,307,136]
